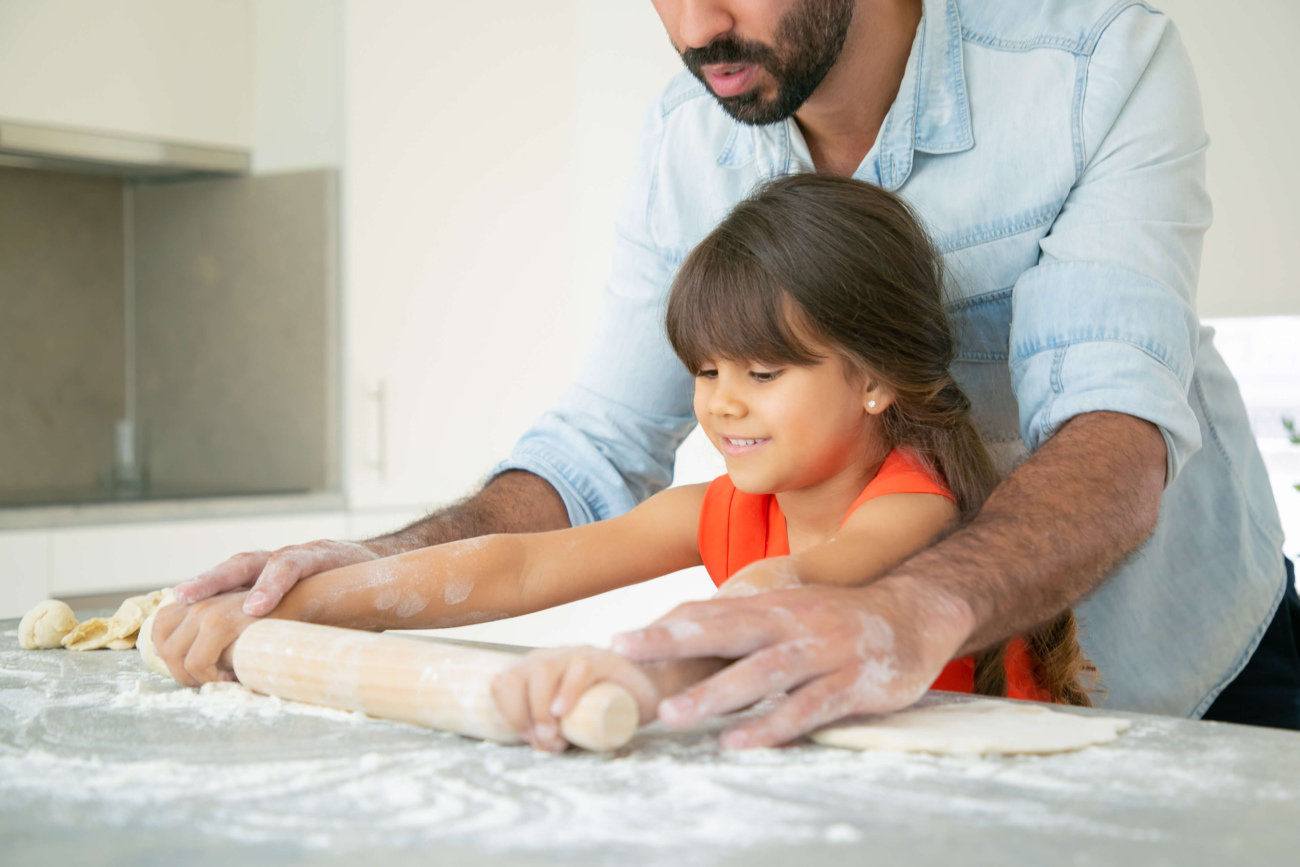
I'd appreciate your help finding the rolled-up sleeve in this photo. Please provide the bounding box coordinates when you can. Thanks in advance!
[493,99,697,526]
[1010,8,1211,486]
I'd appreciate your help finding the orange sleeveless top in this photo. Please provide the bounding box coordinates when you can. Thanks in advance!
[698,450,1050,702]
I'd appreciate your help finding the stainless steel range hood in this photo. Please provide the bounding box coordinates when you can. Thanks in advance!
[0,119,249,178]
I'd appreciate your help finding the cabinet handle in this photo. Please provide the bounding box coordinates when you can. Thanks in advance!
[367,381,388,483]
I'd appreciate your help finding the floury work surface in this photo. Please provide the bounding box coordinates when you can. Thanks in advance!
[1,617,1299,866]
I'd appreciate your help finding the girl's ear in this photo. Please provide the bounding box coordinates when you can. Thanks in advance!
[863,380,895,415]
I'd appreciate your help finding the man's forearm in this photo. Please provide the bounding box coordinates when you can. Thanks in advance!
[887,411,1167,654]
[365,471,571,557]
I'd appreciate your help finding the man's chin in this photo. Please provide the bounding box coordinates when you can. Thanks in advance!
[712,92,792,127]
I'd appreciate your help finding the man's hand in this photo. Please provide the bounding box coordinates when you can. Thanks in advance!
[173,540,380,617]
[615,412,1165,748]
[153,591,260,687]
[613,580,973,749]
[172,471,569,618]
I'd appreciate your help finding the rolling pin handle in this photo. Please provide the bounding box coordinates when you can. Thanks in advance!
[559,682,640,752]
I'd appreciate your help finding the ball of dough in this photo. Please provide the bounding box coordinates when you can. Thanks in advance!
[18,600,79,650]
[136,589,176,678]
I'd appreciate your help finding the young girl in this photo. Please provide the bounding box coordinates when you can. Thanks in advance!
[154,174,1093,751]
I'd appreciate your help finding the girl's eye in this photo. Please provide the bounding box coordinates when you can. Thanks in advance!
[696,368,718,380]
[750,369,782,383]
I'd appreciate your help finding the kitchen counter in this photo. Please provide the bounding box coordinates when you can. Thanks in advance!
[2,615,1299,866]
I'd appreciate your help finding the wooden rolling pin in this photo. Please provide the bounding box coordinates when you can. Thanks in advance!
[228,620,639,752]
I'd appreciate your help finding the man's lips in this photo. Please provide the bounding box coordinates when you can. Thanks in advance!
[701,63,759,98]
[719,435,770,457]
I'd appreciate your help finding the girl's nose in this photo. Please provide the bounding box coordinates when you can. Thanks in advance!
[708,380,747,419]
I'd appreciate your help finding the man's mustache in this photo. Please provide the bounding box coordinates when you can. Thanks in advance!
[682,36,779,75]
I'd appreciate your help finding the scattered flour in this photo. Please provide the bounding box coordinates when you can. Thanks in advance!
[1,629,1295,865]
[111,680,374,725]
[823,822,863,843]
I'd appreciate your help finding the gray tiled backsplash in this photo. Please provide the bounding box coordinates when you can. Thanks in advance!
[135,170,339,498]
[0,166,125,501]
[0,166,338,507]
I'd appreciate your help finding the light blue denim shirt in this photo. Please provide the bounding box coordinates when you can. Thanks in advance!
[499,0,1287,718]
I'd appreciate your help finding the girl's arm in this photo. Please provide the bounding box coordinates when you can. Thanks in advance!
[718,492,958,596]
[153,483,708,686]
[494,492,959,751]
[274,481,708,630]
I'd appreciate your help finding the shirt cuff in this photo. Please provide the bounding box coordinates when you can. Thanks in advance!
[491,448,605,529]
[1011,263,1201,485]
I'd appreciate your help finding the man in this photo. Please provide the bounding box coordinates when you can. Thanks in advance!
[177,0,1294,745]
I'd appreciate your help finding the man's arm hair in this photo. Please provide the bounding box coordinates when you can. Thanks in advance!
[365,470,572,557]
[892,410,1166,654]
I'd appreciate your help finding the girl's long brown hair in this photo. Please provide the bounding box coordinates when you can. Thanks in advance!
[665,173,1093,706]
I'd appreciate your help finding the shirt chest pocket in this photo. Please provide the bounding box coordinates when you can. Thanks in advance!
[938,224,1050,461]
[947,290,1021,452]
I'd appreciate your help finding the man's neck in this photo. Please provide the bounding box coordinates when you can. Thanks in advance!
[795,0,922,177]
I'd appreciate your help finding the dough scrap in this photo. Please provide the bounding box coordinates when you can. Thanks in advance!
[62,617,113,651]
[18,600,79,649]
[107,590,166,644]
[136,589,176,677]
[811,697,1131,756]
[58,590,168,651]
[107,632,139,651]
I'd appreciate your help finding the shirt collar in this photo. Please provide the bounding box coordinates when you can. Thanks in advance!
[719,0,973,190]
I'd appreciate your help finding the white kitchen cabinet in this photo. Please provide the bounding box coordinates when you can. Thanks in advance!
[0,0,252,150]
[341,1,681,513]
[0,531,49,620]
[45,512,348,600]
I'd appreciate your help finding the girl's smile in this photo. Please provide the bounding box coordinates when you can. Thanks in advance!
[693,347,895,541]
[719,436,770,456]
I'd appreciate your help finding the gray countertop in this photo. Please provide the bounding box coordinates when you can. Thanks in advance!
[2,615,1299,866]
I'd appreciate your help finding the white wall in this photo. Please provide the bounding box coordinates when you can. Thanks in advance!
[341,1,687,512]
[338,2,716,644]
[1157,0,1300,318]
[571,1,686,343]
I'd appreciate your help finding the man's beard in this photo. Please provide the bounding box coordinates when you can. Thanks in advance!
[681,0,856,126]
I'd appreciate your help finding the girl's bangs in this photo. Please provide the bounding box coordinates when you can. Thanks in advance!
[666,237,824,374]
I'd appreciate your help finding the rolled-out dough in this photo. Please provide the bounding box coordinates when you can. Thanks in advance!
[811,697,1131,756]
[18,600,79,649]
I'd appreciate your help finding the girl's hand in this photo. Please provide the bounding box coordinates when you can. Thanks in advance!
[715,557,803,598]
[491,646,661,752]
[152,591,260,687]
